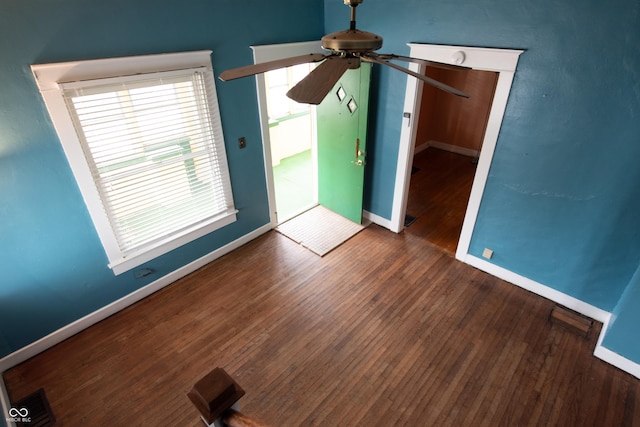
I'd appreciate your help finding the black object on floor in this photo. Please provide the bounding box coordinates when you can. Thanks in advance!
[11,388,56,426]
[404,214,417,227]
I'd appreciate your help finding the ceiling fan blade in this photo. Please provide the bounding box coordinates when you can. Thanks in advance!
[219,53,329,81]
[372,53,469,71]
[286,56,356,105]
[362,55,470,98]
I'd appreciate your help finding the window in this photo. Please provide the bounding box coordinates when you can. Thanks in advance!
[32,51,236,274]
[265,63,314,122]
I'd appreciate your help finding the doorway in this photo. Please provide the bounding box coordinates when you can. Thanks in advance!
[392,44,524,262]
[253,41,371,228]
[265,64,317,222]
[405,66,498,253]
[251,41,325,227]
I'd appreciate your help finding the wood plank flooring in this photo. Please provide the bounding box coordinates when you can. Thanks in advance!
[406,147,477,254]
[4,149,639,426]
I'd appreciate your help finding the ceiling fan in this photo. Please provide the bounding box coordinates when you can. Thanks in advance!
[219,0,470,105]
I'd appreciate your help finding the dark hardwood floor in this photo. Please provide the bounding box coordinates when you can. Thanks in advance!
[406,146,477,254]
[4,148,639,426]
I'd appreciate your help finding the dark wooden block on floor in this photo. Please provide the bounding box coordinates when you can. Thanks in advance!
[187,367,245,424]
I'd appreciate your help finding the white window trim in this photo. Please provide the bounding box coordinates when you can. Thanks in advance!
[31,51,237,275]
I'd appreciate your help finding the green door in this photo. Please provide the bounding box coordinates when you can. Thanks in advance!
[316,62,371,224]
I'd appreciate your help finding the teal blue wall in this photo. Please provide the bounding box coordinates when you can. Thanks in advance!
[603,265,640,362]
[0,0,323,358]
[1,0,639,369]
[325,0,640,361]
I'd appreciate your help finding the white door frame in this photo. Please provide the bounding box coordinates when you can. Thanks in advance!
[391,43,523,262]
[251,41,324,227]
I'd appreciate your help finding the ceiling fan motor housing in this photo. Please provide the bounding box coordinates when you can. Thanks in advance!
[321,29,383,53]
[218,0,469,103]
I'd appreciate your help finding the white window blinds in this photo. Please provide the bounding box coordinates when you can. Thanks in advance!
[61,68,235,259]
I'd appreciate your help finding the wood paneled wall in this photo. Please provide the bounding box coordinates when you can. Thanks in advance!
[416,67,498,154]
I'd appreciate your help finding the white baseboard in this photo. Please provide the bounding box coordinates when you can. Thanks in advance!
[417,140,480,158]
[594,318,640,379]
[594,343,640,379]
[462,254,640,378]
[0,223,272,374]
[363,210,394,232]
[414,142,430,155]
[463,254,610,322]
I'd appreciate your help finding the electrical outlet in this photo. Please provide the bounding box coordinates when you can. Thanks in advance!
[238,137,246,149]
[482,248,494,260]
[134,268,154,279]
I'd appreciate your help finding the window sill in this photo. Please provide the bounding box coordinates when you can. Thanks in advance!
[108,209,238,275]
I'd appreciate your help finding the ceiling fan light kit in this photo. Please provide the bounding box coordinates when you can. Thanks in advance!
[219,0,470,104]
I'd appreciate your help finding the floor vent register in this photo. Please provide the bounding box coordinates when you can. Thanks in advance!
[10,388,56,426]
[549,305,594,339]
